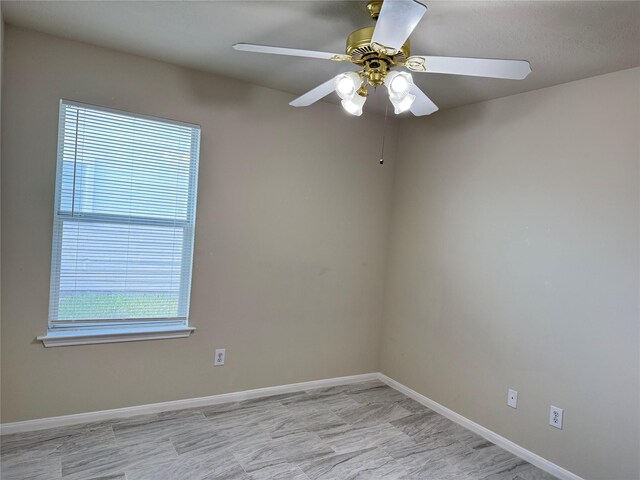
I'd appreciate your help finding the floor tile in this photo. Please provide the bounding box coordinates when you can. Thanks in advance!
[396,397,433,414]
[53,425,118,456]
[448,442,527,478]
[447,422,493,450]
[246,461,309,480]
[399,458,471,480]
[298,447,396,480]
[61,440,177,480]
[480,462,559,480]
[111,410,205,446]
[334,401,413,427]
[345,380,387,393]
[0,423,100,457]
[282,392,360,413]
[391,409,459,443]
[83,475,127,480]
[235,431,333,473]
[0,451,62,480]
[382,433,473,465]
[346,384,407,405]
[264,407,347,438]
[317,422,412,454]
[1,382,558,480]
[304,384,353,396]
[125,448,245,480]
[202,464,252,480]
[169,422,234,455]
[204,403,290,430]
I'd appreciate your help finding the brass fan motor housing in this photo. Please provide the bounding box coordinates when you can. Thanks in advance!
[345,26,410,87]
[345,26,410,60]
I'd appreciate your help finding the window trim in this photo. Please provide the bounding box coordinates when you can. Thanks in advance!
[39,100,200,347]
[37,325,196,348]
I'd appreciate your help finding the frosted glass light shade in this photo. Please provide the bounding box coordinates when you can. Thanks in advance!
[341,93,367,116]
[334,72,363,101]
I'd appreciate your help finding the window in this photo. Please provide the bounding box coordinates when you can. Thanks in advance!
[39,100,200,346]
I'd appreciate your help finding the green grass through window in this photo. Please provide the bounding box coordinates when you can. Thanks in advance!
[58,292,179,320]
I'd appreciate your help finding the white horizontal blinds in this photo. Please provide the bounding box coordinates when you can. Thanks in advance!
[49,100,200,327]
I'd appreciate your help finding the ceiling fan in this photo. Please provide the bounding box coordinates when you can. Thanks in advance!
[233,0,531,117]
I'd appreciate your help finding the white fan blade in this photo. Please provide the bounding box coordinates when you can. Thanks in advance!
[233,43,344,61]
[290,76,339,107]
[409,84,438,116]
[371,0,427,53]
[411,55,531,79]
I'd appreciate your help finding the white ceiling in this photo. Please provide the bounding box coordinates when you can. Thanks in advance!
[2,1,639,113]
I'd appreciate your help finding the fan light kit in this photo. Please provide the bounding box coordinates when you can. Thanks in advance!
[233,0,531,118]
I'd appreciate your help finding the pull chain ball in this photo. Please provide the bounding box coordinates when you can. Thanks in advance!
[380,103,389,165]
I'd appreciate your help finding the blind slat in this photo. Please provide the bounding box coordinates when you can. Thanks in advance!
[48,100,200,326]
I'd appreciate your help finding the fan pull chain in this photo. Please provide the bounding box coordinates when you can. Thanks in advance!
[380,102,389,165]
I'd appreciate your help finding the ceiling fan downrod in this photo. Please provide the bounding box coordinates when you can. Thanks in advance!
[366,0,383,20]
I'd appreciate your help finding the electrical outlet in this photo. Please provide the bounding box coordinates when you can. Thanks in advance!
[549,405,563,429]
[214,348,226,366]
[507,389,518,408]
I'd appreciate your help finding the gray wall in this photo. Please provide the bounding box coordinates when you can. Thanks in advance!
[381,67,640,480]
[0,26,397,423]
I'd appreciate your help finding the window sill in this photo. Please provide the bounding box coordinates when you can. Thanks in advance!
[37,325,196,347]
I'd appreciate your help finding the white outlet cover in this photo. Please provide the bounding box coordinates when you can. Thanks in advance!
[214,348,226,366]
[507,389,518,408]
[549,405,563,429]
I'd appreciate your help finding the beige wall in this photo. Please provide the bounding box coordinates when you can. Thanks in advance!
[0,26,398,423]
[381,67,640,479]
[1,7,4,365]
[2,23,639,480]
[0,11,3,421]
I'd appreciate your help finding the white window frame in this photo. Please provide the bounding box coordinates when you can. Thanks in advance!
[38,100,200,347]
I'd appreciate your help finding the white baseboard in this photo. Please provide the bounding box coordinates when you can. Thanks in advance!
[0,372,378,435]
[377,373,584,480]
